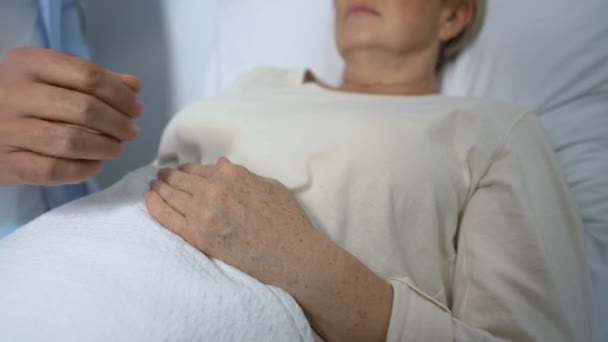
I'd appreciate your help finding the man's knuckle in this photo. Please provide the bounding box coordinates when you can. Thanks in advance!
[74,96,98,120]
[35,159,59,183]
[11,153,97,185]
[50,161,87,184]
[12,167,28,184]
[78,63,104,91]
[54,127,81,155]
[12,159,37,183]
[78,95,97,114]
[59,160,100,184]
[59,132,80,153]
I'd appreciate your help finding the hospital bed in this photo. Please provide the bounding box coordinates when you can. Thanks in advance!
[0,1,606,341]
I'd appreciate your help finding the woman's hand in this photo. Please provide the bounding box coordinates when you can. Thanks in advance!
[145,157,321,287]
[145,157,393,342]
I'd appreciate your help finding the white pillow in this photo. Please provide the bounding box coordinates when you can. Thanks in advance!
[202,1,608,341]
[202,0,343,94]
[441,9,608,342]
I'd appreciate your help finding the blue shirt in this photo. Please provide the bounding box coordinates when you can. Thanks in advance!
[0,0,96,238]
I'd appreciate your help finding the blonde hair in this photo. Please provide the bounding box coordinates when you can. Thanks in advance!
[440,0,486,65]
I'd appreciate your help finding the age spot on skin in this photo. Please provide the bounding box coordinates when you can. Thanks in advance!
[357,309,368,319]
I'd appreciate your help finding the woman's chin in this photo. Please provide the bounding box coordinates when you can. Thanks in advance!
[338,40,382,59]
[337,27,383,51]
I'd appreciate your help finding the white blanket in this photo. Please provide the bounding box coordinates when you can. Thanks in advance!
[0,165,316,342]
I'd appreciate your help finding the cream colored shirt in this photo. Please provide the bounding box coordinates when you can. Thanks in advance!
[159,68,591,341]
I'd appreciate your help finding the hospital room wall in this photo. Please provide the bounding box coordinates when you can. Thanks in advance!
[82,0,218,189]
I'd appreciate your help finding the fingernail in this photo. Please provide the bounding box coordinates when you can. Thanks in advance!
[131,124,140,138]
[135,98,144,117]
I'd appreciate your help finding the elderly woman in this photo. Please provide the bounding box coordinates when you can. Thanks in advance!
[0,0,590,341]
[145,0,590,340]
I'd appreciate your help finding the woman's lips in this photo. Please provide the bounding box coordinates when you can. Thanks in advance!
[347,4,380,17]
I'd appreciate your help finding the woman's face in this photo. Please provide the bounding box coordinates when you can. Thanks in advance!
[334,0,463,59]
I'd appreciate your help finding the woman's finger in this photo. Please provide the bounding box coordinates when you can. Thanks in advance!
[157,168,200,194]
[179,163,217,178]
[145,191,188,235]
[150,179,192,215]
[217,156,231,164]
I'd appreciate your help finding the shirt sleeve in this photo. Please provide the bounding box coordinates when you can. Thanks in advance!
[60,0,90,58]
[385,114,592,342]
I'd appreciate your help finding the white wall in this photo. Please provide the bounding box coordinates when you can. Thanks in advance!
[82,0,218,188]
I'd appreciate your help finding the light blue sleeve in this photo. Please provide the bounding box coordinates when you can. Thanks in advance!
[59,0,90,58]
[37,0,90,57]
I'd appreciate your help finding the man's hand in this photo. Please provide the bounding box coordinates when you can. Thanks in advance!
[0,47,143,186]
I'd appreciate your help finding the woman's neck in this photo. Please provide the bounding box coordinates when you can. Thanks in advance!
[339,49,439,96]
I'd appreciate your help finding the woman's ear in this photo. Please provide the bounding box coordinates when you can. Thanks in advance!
[438,0,474,42]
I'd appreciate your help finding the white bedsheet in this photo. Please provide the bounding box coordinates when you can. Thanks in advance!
[0,165,316,342]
